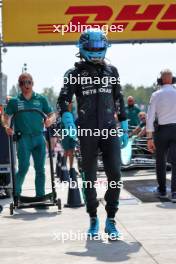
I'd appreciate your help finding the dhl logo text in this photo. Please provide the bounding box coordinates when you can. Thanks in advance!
[38,4,176,34]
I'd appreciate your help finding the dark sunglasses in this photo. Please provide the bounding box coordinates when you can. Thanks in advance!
[19,80,32,86]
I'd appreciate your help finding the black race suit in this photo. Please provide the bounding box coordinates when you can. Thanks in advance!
[58,60,127,218]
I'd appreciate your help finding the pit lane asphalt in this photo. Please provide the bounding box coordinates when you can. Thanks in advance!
[0,159,176,264]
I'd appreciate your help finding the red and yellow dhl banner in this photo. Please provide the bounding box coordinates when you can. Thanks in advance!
[2,0,176,45]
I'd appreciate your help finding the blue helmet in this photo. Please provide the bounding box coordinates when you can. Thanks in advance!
[78,29,109,63]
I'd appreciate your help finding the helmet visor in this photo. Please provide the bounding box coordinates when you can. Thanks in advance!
[83,40,107,51]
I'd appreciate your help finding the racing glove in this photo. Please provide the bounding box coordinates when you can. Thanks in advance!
[120,120,129,149]
[61,112,77,141]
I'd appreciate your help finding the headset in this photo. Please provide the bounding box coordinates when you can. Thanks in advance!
[157,70,176,85]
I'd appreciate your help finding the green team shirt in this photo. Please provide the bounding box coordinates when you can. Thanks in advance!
[5,92,53,135]
[125,105,141,126]
[139,121,146,129]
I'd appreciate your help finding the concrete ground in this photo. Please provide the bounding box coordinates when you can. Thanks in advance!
[0,160,176,264]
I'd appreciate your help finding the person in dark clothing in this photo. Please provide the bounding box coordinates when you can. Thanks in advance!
[57,29,128,239]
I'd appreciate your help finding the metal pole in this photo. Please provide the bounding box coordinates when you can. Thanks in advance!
[0,2,8,105]
[0,35,3,105]
[0,1,3,105]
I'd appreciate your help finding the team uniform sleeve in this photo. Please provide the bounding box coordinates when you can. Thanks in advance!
[57,69,77,115]
[5,98,16,116]
[42,96,53,114]
[146,93,157,132]
[112,66,127,122]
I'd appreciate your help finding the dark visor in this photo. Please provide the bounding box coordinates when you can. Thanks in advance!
[83,40,106,51]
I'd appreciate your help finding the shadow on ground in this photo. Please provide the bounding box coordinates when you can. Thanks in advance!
[3,210,59,221]
[66,239,141,262]
[156,202,176,210]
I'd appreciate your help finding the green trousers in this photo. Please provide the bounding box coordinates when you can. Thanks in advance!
[15,134,46,197]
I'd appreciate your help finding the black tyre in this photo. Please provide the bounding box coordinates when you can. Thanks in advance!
[57,198,62,211]
[10,203,14,215]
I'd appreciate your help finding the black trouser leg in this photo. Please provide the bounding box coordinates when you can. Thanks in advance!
[168,141,176,193]
[80,135,99,217]
[101,135,121,218]
[154,128,169,193]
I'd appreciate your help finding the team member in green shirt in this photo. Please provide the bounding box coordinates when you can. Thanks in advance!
[129,112,147,138]
[125,96,141,127]
[3,73,55,197]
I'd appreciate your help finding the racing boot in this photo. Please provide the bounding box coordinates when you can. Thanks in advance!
[105,218,122,240]
[87,217,99,237]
